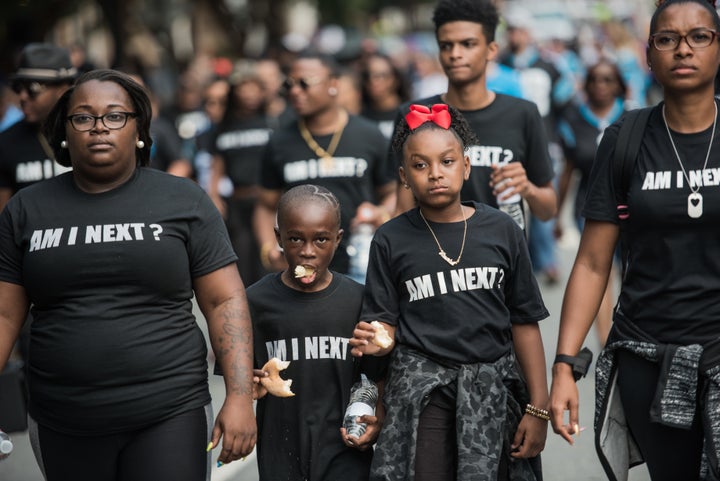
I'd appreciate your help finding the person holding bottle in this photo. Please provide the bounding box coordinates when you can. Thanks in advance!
[351,104,549,481]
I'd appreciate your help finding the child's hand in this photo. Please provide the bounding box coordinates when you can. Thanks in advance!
[252,368,268,400]
[510,413,548,459]
[340,414,382,451]
[349,321,395,357]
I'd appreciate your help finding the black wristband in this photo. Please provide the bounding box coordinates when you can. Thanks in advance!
[553,347,593,382]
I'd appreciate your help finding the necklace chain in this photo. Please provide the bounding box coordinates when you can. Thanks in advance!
[419,205,468,266]
[662,101,717,194]
[298,113,346,159]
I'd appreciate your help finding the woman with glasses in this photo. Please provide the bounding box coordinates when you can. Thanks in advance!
[550,1,720,480]
[555,59,628,347]
[0,69,256,480]
[359,53,410,139]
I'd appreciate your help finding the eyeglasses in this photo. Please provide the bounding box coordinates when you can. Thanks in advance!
[11,80,48,99]
[66,112,137,132]
[650,28,720,51]
[281,76,324,92]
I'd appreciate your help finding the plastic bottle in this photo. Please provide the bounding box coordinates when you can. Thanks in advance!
[343,374,378,438]
[347,223,374,284]
[496,182,525,230]
[0,430,13,461]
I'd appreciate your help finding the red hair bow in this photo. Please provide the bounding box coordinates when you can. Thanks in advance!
[405,104,452,131]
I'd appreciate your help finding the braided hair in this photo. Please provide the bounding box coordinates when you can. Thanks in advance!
[277,184,341,229]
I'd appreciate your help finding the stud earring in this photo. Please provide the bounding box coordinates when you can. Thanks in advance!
[403,183,410,189]
[60,140,68,149]
[136,140,145,149]
[328,87,338,96]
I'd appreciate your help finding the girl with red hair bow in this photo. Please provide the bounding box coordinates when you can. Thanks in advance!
[350,103,549,481]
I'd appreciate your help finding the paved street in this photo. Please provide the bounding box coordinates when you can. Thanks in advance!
[0,228,651,481]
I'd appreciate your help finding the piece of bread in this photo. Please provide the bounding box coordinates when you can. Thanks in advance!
[294,265,315,278]
[370,321,393,349]
[259,358,295,397]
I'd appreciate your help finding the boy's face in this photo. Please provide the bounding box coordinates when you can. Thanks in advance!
[436,20,497,87]
[276,202,343,292]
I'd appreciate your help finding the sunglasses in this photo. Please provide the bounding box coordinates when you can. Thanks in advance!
[11,80,48,99]
[281,76,324,93]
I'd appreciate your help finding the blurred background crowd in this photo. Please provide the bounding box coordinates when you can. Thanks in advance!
[0,0,662,290]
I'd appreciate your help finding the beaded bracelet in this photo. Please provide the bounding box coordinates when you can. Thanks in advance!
[525,404,550,421]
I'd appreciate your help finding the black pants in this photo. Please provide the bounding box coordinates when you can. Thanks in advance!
[616,350,704,481]
[30,405,211,481]
[415,387,457,481]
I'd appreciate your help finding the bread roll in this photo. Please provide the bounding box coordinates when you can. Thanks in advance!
[370,321,393,349]
[259,358,295,397]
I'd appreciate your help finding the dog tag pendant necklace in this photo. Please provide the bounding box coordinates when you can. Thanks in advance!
[662,102,716,219]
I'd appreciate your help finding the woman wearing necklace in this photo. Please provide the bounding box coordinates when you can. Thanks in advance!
[350,104,549,481]
[254,53,397,276]
[550,1,720,480]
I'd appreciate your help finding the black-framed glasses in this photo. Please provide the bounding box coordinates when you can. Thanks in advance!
[281,76,324,93]
[650,28,720,51]
[66,112,137,132]
[11,80,48,99]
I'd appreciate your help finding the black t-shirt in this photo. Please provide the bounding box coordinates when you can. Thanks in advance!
[558,99,626,218]
[211,116,273,188]
[149,116,185,172]
[0,168,237,435]
[0,121,71,192]
[248,272,374,481]
[393,95,554,209]
[583,103,720,344]
[360,106,396,139]
[361,202,548,364]
[261,115,395,273]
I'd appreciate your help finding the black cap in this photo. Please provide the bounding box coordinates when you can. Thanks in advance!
[11,43,78,82]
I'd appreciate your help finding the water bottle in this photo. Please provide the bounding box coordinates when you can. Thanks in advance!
[0,430,13,461]
[497,182,525,230]
[347,223,374,284]
[343,374,378,438]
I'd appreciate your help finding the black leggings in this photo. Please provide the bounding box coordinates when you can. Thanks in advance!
[415,387,457,481]
[30,405,212,481]
[616,350,704,481]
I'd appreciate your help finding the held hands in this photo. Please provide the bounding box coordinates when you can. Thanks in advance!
[549,363,582,444]
[340,414,382,451]
[490,163,530,201]
[349,321,395,357]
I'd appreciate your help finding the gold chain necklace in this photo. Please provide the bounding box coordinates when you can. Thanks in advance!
[418,205,467,266]
[298,112,347,159]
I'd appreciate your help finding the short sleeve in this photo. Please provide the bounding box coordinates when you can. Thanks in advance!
[522,104,555,186]
[581,120,622,223]
[360,234,400,326]
[187,188,238,277]
[505,223,549,324]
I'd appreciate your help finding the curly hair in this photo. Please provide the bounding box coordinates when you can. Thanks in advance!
[650,0,720,35]
[43,69,153,168]
[391,104,479,162]
[432,0,499,42]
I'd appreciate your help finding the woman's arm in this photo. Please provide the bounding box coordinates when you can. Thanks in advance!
[194,264,257,464]
[550,219,618,443]
[0,281,29,372]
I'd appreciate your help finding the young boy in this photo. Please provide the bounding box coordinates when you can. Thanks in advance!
[249,184,382,480]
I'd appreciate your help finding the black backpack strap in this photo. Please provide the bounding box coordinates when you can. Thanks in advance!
[612,107,652,221]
